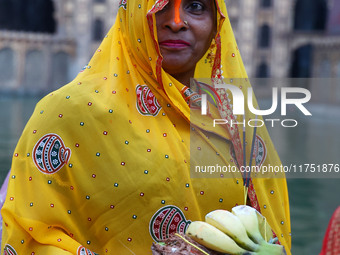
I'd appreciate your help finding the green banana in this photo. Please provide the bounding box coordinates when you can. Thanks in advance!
[255,210,274,242]
[205,209,260,251]
[185,221,252,254]
[176,206,287,255]
[232,205,286,255]
[257,243,287,255]
[231,205,266,244]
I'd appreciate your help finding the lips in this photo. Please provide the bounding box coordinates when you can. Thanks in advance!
[159,40,191,48]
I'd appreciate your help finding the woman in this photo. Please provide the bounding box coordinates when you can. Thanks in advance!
[1,0,291,254]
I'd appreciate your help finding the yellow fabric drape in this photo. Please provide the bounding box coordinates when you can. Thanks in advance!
[1,0,291,254]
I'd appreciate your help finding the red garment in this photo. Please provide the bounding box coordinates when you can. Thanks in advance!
[320,206,340,255]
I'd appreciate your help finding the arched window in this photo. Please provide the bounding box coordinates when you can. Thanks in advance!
[0,48,15,82]
[52,52,71,90]
[294,0,327,31]
[319,59,331,77]
[0,0,12,29]
[256,62,270,78]
[93,19,105,41]
[0,0,56,33]
[258,24,271,48]
[24,50,45,89]
[261,0,272,8]
[291,45,313,78]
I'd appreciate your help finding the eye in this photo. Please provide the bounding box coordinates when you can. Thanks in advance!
[186,1,205,13]
[158,2,169,14]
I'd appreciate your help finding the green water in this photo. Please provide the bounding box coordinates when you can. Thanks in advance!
[0,96,41,178]
[0,96,339,254]
[260,99,340,254]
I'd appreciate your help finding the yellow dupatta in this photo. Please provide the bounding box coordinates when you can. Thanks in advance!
[1,0,291,254]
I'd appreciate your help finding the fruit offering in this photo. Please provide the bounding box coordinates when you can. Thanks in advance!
[185,205,286,255]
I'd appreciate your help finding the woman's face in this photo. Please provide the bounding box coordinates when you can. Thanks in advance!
[156,0,217,84]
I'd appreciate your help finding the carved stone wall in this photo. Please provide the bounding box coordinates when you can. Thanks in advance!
[229,0,340,79]
[0,0,118,94]
[0,0,339,96]
[0,32,75,94]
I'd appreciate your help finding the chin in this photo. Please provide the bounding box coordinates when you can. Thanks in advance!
[162,64,187,75]
[162,60,192,73]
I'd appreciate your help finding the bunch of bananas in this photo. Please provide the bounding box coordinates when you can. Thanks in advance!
[185,205,286,255]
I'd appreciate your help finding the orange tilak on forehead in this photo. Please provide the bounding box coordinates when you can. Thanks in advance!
[174,0,182,24]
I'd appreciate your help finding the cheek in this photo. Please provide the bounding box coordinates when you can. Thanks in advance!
[155,16,163,39]
[206,18,216,41]
[198,22,215,48]
[155,23,160,39]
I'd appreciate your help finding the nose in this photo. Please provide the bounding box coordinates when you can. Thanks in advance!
[174,0,182,24]
[163,1,188,32]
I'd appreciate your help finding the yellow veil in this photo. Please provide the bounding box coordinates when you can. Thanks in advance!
[1,0,291,254]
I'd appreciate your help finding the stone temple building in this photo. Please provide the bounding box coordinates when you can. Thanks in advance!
[228,0,340,104]
[229,0,340,79]
[0,0,119,95]
[0,0,339,102]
